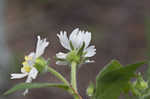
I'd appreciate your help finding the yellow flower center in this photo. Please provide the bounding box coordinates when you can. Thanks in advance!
[25,56,32,61]
[22,61,28,65]
[22,65,31,73]
[21,56,33,73]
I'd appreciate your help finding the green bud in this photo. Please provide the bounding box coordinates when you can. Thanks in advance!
[131,85,141,96]
[34,57,48,73]
[140,81,148,89]
[86,82,95,97]
[134,73,148,90]
[135,80,148,90]
[66,50,80,63]
[131,73,148,97]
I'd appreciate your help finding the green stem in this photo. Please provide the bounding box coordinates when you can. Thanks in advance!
[47,66,69,86]
[71,61,78,92]
[47,66,82,99]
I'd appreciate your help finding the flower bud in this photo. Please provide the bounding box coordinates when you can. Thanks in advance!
[134,80,148,90]
[135,73,148,90]
[131,73,148,96]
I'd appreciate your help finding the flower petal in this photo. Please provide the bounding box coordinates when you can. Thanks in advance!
[69,28,79,42]
[23,75,33,96]
[83,31,91,48]
[85,60,95,63]
[69,28,91,49]
[84,45,96,57]
[56,61,68,65]
[56,52,67,59]
[35,36,49,58]
[28,52,35,58]
[11,73,27,79]
[75,30,84,48]
[29,67,38,79]
[23,89,29,96]
[57,31,70,50]
[25,75,32,83]
[23,68,38,95]
[69,28,84,49]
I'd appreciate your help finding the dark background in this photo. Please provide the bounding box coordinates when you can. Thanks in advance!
[0,0,148,99]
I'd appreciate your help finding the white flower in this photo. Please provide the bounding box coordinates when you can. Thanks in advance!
[56,28,96,65]
[11,36,49,95]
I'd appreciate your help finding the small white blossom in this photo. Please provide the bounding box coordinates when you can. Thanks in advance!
[56,28,96,65]
[11,36,49,95]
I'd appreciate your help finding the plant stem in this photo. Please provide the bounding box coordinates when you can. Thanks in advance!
[70,86,82,99]
[71,61,78,92]
[47,65,82,99]
[71,61,82,99]
[47,66,69,86]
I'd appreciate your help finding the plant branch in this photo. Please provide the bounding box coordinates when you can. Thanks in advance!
[47,66,70,86]
[70,85,83,99]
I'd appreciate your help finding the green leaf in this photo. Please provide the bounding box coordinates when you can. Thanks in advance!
[94,60,146,99]
[96,60,122,80]
[4,83,69,95]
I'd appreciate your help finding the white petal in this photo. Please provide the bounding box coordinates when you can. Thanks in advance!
[69,28,79,42]
[56,61,68,65]
[11,73,27,79]
[75,30,84,48]
[24,76,32,96]
[57,31,70,50]
[85,60,95,63]
[69,28,83,49]
[69,28,91,49]
[56,52,67,59]
[28,67,38,79]
[28,52,35,58]
[37,36,41,49]
[84,45,96,57]
[35,36,49,58]
[25,76,32,83]
[21,68,27,73]
[83,31,91,48]
[24,73,34,96]
[23,89,29,96]
[27,60,34,68]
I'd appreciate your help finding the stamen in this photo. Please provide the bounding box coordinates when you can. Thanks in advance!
[22,61,28,65]
[22,65,31,73]
[25,56,32,61]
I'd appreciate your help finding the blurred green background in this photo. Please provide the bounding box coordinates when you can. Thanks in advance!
[0,0,148,99]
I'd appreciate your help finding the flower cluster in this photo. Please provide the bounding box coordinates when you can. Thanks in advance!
[6,28,150,99]
[10,28,96,95]
[56,28,96,65]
